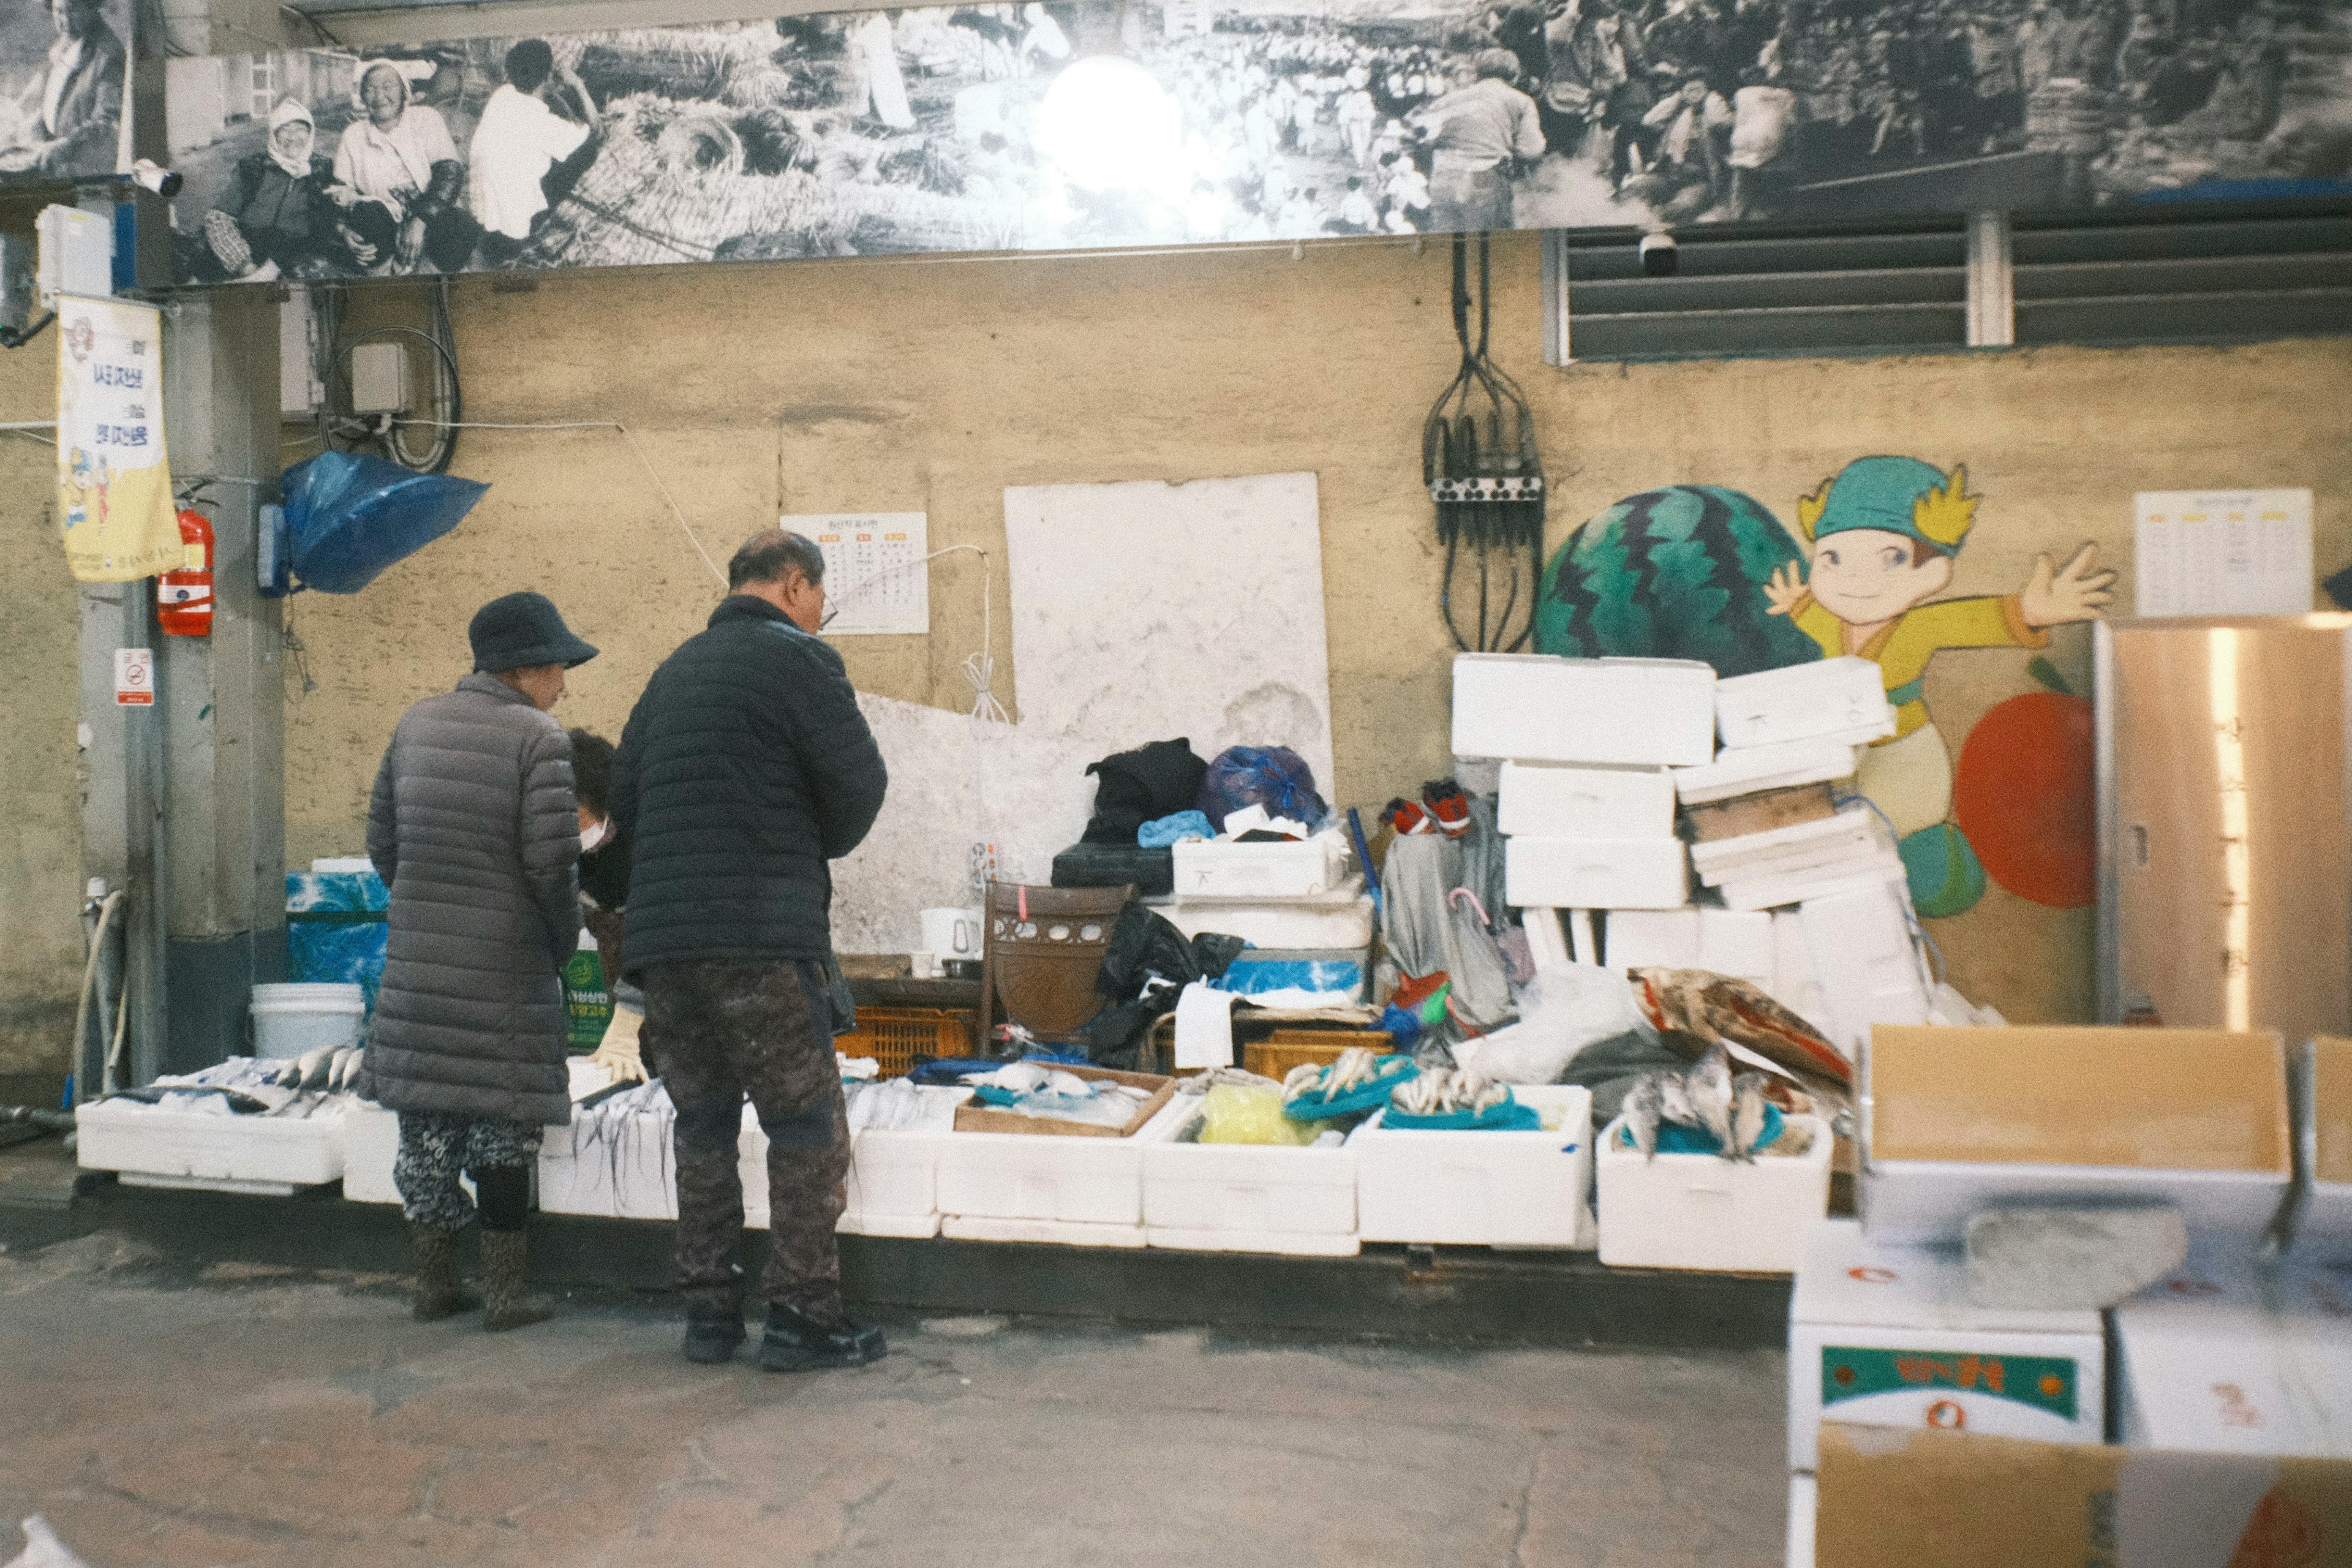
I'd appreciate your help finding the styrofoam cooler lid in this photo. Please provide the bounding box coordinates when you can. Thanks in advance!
[252,982,366,1010]
[310,856,375,873]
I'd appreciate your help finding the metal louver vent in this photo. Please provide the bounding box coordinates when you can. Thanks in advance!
[1546,202,2352,364]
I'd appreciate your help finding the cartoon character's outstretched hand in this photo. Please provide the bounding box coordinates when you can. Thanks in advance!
[2019,543,2117,628]
[1762,560,1808,618]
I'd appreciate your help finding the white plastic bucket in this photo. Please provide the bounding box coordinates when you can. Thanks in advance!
[251,982,366,1058]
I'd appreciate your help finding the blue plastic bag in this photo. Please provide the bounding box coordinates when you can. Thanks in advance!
[285,867,389,1010]
[1195,745,1329,832]
[271,451,488,595]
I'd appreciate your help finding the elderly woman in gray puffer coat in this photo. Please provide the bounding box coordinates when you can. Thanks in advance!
[361,590,597,1330]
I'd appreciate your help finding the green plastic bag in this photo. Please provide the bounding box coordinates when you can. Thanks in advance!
[562,930,612,1050]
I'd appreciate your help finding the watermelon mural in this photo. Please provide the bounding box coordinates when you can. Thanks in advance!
[1536,459,2116,919]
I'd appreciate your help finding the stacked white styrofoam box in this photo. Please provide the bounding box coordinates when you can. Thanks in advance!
[1142,1099,1360,1256]
[1171,832,1352,901]
[2112,1248,2352,1458]
[1461,655,1712,918]
[1351,1084,1595,1248]
[1713,657,1895,752]
[1687,808,1904,914]
[1604,907,1776,990]
[1787,1219,2106,1473]
[935,1097,1192,1248]
[1593,1112,1833,1271]
[342,1098,401,1204]
[1159,876,1375,950]
[1787,1473,1816,1568]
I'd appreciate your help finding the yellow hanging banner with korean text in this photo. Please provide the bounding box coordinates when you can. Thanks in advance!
[55,295,178,583]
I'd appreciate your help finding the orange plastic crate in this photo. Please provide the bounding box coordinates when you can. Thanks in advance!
[837,1006,973,1079]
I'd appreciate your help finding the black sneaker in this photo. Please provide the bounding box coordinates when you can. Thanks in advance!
[682,1310,747,1365]
[757,1303,886,1372]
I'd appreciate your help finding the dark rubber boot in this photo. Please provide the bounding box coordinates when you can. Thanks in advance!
[409,1223,481,1322]
[682,1308,747,1365]
[757,1303,886,1373]
[480,1229,554,1332]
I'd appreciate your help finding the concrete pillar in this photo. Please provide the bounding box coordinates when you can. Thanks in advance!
[158,291,285,1075]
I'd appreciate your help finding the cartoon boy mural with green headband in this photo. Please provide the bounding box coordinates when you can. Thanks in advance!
[1762,456,2115,917]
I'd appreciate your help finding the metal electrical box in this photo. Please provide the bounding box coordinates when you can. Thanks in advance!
[349,341,410,415]
[36,204,113,304]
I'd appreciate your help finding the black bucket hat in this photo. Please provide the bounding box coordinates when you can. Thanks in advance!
[469,591,599,673]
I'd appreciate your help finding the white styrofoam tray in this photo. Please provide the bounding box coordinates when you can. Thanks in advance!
[77,1094,346,1190]
[1673,734,1860,805]
[1451,653,1717,768]
[1497,761,1676,840]
[1713,656,1895,751]
[1141,1100,1358,1251]
[1787,1218,2106,1471]
[1593,1112,1831,1273]
[1350,1085,1594,1248]
[935,1097,1189,1226]
[1689,808,1892,886]
[1504,836,1689,911]
[1171,833,1351,901]
[1856,1159,2292,1250]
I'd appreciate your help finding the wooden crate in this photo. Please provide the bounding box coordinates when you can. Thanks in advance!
[1244,1031,1395,1083]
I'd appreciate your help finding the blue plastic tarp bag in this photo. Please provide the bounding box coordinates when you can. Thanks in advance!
[271,451,488,595]
[1196,745,1329,832]
[286,866,389,1011]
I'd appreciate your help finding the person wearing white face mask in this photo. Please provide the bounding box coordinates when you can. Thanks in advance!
[568,729,647,1085]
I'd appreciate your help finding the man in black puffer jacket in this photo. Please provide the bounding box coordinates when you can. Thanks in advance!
[612,529,888,1372]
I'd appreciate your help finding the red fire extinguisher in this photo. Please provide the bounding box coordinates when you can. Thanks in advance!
[157,507,214,637]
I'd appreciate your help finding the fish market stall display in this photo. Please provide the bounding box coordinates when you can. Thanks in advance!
[538,1078,680,1221]
[938,1065,1191,1247]
[1594,1041,1833,1272]
[74,1057,354,1195]
[744,1077,973,1239]
[1351,1080,1597,1251]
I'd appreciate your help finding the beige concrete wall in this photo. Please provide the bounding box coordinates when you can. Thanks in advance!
[0,341,87,1076]
[4,234,2345,1067]
[268,233,2351,1027]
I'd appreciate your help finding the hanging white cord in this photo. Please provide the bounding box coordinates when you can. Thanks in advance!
[396,417,1008,720]
[394,418,725,586]
[824,542,1008,723]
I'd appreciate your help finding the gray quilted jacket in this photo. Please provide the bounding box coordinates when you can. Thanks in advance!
[361,673,581,1125]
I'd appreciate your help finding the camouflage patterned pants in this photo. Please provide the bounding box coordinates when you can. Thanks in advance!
[640,958,849,1322]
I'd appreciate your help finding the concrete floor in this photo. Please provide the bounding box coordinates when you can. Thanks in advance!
[0,1232,1789,1568]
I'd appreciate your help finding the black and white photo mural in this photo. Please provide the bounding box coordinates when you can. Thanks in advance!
[163,0,2352,282]
[1,0,132,183]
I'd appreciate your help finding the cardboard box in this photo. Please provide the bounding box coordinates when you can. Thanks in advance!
[1593,1112,1832,1273]
[951,1064,1176,1139]
[1860,1025,2293,1247]
[2112,1250,2352,1458]
[1604,907,1774,990]
[1496,761,1676,840]
[1788,1219,2105,1471]
[1813,1425,2352,1568]
[2294,1036,2352,1252]
[1450,652,1716,767]
[1351,1085,1594,1248]
[1504,835,1689,911]
[1714,656,1896,751]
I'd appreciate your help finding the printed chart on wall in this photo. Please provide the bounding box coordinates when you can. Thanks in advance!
[791,513,929,636]
[2133,489,2314,617]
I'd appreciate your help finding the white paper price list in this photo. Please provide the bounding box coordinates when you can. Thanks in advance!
[791,512,930,636]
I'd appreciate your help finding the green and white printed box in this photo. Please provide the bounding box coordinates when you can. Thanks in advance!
[1789,1218,2105,1472]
